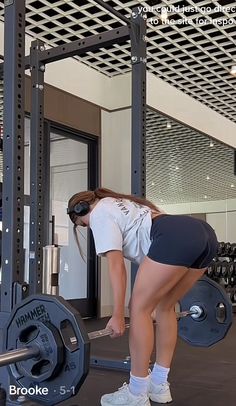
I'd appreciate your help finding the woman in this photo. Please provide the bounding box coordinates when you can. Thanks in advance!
[67,188,218,406]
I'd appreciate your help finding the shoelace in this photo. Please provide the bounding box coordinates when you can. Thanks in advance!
[118,383,129,391]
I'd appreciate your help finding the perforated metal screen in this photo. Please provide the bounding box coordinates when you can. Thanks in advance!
[146,108,236,204]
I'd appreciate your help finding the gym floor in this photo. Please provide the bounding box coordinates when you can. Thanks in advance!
[63,315,236,406]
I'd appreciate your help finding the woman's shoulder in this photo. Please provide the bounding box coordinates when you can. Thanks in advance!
[92,197,117,215]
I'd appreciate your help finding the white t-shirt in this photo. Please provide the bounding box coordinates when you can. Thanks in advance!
[89,197,153,265]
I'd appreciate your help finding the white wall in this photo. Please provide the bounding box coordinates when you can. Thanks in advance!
[109,72,236,148]
[206,212,236,243]
[161,198,236,244]
[160,198,236,215]
[100,109,132,317]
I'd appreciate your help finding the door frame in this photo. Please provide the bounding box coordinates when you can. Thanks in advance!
[47,121,99,318]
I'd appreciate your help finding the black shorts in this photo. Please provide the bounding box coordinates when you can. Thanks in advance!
[147,214,219,269]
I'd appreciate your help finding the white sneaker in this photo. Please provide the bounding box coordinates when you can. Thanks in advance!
[148,381,172,403]
[101,383,151,406]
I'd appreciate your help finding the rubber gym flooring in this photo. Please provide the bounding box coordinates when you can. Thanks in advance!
[64,315,236,406]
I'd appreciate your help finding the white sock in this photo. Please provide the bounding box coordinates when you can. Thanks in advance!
[129,373,150,396]
[150,363,170,385]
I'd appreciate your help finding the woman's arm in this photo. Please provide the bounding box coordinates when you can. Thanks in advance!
[105,250,127,337]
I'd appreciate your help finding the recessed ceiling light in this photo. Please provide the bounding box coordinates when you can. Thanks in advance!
[209,141,214,147]
[231,184,235,188]
[230,65,236,77]
[206,175,210,180]
[166,121,172,129]
[175,165,179,170]
[204,195,207,199]
[151,181,155,186]
[160,199,164,203]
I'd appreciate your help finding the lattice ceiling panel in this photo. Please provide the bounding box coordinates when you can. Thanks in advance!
[146,108,236,204]
[0,0,236,122]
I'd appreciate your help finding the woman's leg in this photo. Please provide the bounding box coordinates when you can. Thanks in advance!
[129,257,189,377]
[155,267,206,368]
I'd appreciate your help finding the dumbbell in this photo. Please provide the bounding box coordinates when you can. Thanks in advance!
[217,242,225,256]
[214,261,222,278]
[207,262,215,278]
[224,242,232,256]
[221,261,230,279]
[230,243,236,256]
[230,290,236,303]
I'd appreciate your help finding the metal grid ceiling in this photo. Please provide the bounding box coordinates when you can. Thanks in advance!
[0,0,236,122]
[146,108,236,204]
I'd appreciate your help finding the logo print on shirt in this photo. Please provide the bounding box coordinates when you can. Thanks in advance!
[115,199,130,215]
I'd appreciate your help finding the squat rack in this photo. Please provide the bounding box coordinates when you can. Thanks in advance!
[0,0,147,386]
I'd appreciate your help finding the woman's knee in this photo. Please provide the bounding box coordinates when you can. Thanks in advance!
[155,305,176,323]
[129,294,156,316]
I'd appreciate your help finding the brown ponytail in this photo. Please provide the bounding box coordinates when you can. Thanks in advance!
[93,187,160,212]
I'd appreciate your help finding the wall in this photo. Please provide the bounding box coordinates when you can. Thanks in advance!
[110,72,236,148]
[100,108,132,317]
[24,76,101,137]
[161,198,236,244]
[206,212,236,243]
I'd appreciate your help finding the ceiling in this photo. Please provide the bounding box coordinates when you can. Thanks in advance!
[0,0,235,121]
[0,0,235,203]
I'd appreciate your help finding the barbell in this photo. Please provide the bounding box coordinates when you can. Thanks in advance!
[0,276,233,405]
[0,306,202,367]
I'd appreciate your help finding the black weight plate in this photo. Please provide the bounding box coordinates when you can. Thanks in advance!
[178,276,233,347]
[4,294,90,405]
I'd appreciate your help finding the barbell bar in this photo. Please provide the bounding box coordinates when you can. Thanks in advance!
[88,306,203,339]
[0,306,202,367]
[0,305,203,367]
[0,346,40,368]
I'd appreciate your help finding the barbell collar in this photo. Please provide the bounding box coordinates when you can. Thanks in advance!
[0,346,40,368]
[177,305,203,319]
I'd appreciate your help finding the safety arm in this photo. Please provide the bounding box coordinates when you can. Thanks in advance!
[105,250,127,317]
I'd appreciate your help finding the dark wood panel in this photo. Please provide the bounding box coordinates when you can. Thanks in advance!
[25,75,100,137]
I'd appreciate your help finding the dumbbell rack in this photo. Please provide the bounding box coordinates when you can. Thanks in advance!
[207,242,236,312]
